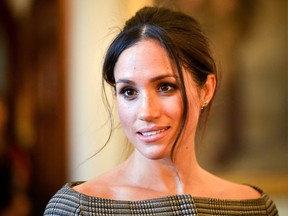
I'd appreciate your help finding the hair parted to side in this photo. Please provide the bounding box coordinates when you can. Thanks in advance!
[102,6,217,159]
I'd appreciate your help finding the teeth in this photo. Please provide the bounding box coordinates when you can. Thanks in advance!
[141,128,167,137]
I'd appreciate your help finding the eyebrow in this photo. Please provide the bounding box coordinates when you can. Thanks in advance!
[116,74,178,85]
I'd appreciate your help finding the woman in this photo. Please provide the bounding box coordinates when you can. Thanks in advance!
[44,7,278,215]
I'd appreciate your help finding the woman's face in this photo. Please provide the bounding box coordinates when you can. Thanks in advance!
[114,39,202,160]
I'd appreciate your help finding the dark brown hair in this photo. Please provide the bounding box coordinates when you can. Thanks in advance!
[102,6,217,159]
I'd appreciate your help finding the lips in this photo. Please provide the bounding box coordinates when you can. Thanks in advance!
[137,126,170,142]
[139,128,168,136]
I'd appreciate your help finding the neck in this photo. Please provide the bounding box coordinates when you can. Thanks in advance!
[122,144,201,195]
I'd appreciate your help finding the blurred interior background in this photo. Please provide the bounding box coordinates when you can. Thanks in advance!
[0,0,287,215]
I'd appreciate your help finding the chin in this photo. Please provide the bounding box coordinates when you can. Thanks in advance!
[138,147,172,161]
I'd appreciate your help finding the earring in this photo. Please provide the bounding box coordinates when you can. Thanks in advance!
[201,100,209,110]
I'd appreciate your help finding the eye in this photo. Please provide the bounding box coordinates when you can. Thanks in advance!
[158,82,177,94]
[119,87,138,100]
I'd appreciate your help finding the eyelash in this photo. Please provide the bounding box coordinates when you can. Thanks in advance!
[157,82,177,94]
[119,87,138,100]
[118,82,178,100]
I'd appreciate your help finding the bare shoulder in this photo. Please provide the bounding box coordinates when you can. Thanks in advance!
[202,170,262,200]
[223,182,262,199]
[72,171,121,198]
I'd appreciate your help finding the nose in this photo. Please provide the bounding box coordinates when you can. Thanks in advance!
[138,93,161,122]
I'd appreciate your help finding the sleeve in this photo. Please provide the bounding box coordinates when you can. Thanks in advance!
[265,194,279,216]
[43,184,82,216]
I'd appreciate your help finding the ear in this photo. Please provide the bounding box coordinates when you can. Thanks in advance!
[200,74,216,108]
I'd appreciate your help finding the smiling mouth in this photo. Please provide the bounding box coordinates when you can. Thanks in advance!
[138,127,170,137]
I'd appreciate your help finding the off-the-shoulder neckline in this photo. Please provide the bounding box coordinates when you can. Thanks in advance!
[65,181,267,204]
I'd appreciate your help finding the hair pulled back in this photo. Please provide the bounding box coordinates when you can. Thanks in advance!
[102,6,217,158]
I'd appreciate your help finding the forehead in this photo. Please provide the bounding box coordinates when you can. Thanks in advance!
[114,39,174,79]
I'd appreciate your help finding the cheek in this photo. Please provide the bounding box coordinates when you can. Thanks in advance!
[117,100,133,129]
[168,102,183,119]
